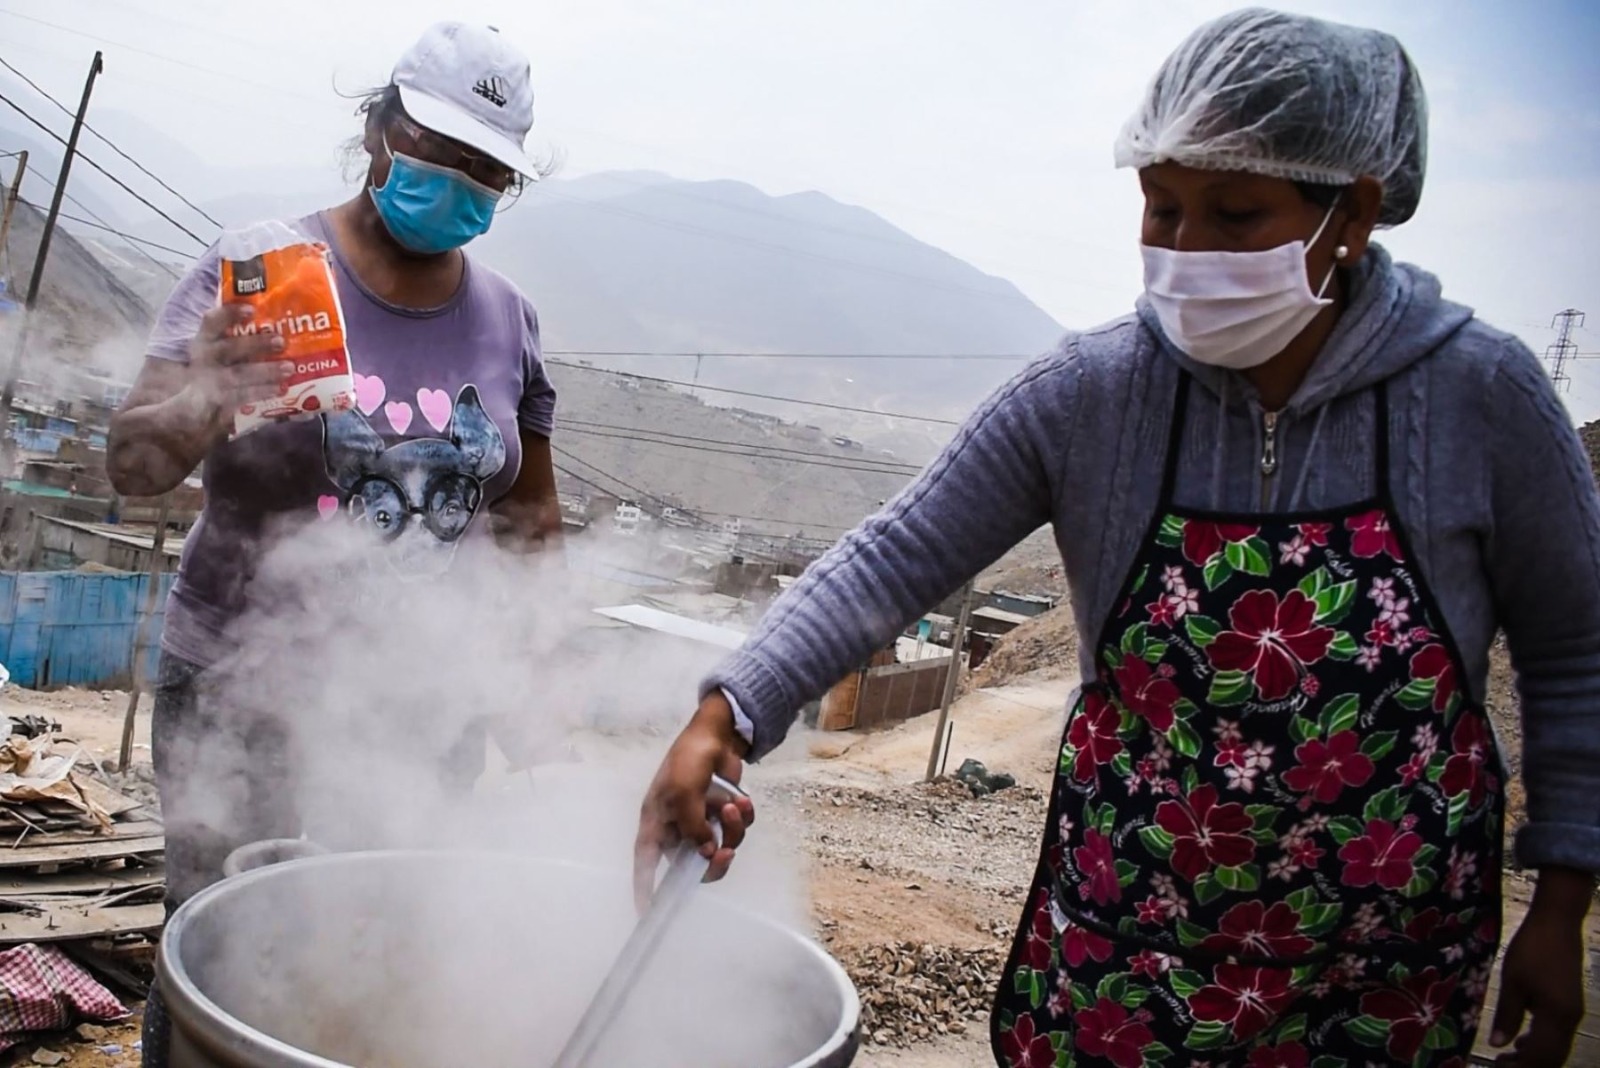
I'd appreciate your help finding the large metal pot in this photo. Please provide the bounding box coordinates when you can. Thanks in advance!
[158,850,859,1068]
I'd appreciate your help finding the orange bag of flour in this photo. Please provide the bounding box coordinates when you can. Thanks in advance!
[217,220,355,437]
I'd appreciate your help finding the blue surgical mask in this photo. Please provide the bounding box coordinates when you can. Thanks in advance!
[369,136,502,255]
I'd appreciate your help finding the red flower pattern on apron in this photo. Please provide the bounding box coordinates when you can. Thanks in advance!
[993,379,1505,1067]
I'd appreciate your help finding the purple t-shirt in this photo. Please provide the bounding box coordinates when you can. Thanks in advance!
[147,212,556,667]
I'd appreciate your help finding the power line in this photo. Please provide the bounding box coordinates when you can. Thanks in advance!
[0,52,222,228]
[561,425,922,477]
[550,461,618,502]
[563,425,915,477]
[561,418,923,472]
[552,461,848,540]
[0,86,211,247]
[568,422,904,513]
[550,444,684,517]
[56,191,180,279]
[547,349,1031,361]
[546,359,961,426]
[696,508,851,535]
[13,160,184,280]
[18,196,190,260]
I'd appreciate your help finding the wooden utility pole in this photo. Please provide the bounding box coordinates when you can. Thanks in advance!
[0,52,103,469]
[119,494,170,772]
[0,151,28,272]
[925,580,975,782]
[21,53,102,315]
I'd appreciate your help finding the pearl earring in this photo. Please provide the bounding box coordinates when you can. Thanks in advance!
[1334,244,1350,263]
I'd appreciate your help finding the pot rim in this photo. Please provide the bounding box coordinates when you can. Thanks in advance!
[158,849,861,1068]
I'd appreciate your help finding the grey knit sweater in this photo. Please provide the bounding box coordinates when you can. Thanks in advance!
[706,245,1600,874]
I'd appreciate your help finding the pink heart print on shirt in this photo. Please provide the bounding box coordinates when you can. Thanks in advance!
[384,401,414,435]
[316,495,340,520]
[353,373,386,417]
[417,388,452,433]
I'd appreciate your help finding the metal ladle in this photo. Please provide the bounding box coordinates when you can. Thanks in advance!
[550,773,748,1068]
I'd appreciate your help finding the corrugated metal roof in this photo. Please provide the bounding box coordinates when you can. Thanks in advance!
[972,606,1031,625]
[39,516,185,557]
[2,480,103,501]
[592,604,747,650]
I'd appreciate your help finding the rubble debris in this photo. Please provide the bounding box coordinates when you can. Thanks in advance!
[7,716,61,741]
[73,1023,109,1043]
[953,758,1015,797]
[840,941,1001,1049]
[30,1049,66,1066]
[0,734,114,831]
[0,745,165,996]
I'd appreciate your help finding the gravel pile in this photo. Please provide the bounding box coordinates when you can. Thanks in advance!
[841,940,1003,1049]
[777,778,1048,899]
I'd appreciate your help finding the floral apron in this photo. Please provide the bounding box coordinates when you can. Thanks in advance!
[993,377,1506,1068]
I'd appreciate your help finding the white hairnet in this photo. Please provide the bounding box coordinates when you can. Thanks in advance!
[1113,7,1427,226]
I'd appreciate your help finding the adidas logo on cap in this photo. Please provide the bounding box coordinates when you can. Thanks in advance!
[472,75,507,107]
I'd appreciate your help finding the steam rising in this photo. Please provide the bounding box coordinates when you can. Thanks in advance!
[162,516,828,1066]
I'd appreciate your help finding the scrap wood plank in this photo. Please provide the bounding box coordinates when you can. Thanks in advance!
[0,834,163,869]
[0,811,80,833]
[81,934,158,965]
[0,862,163,897]
[0,819,165,847]
[0,899,164,944]
[61,941,151,999]
[69,777,146,818]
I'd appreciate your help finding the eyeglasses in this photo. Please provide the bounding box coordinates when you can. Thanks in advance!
[389,113,520,193]
[349,473,482,543]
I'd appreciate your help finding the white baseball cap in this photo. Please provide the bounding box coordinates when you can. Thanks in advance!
[390,22,539,178]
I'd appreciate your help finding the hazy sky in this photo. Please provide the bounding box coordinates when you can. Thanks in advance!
[5,0,1600,416]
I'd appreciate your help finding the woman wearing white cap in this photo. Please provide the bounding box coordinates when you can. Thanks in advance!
[108,23,557,1067]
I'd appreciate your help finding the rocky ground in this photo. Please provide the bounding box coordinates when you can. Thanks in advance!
[978,528,1065,604]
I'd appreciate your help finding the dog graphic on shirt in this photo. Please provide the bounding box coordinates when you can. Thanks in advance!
[321,384,506,577]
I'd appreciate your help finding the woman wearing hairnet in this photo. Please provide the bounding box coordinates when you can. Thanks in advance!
[636,8,1596,1067]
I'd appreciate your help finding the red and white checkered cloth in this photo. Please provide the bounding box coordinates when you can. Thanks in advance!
[0,943,127,1051]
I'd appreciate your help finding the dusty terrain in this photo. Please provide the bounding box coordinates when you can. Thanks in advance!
[978,528,1066,603]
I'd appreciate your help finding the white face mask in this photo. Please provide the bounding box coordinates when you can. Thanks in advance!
[1141,204,1341,370]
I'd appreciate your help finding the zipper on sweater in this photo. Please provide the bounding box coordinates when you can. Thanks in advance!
[1260,410,1279,510]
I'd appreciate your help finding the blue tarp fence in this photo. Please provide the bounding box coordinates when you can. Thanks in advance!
[0,571,176,689]
[9,429,65,455]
